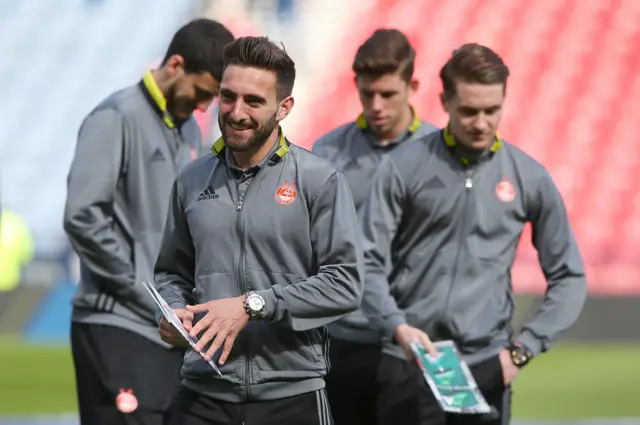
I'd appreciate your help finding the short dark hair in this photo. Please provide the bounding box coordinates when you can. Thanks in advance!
[352,29,416,82]
[440,43,510,100]
[162,18,235,81]
[222,36,296,100]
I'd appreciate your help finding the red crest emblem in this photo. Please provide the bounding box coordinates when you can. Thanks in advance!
[275,180,297,205]
[495,178,516,203]
[190,149,197,160]
[115,388,138,413]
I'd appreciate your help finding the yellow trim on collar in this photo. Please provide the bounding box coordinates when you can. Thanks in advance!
[210,127,290,159]
[142,71,175,129]
[443,124,501,165]
[356,105,421,133]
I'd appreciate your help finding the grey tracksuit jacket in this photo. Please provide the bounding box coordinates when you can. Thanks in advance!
[312,113,438,344]
[63,72,201,346]
[361,128,587,365]
[154,130,364,402]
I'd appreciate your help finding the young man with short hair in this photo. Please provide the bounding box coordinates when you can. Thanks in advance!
[63,19,234,425]
[360,43,587,425]
[312,29,437,425]
[156,36,363,425]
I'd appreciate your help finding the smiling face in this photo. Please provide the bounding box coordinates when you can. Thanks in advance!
[441,80,505,151]
[217,64,293,152]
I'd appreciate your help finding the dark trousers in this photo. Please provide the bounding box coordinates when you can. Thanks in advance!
[325,337,382,425]
[71,322,184,425]
[377,353,512,425]
[164,385,333,425]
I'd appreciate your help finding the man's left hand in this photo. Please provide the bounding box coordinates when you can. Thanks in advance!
[186,296,249,365]
[498,348,520,386]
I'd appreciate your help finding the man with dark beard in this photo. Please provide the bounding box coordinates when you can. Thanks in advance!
[154,36,364,425]
[63,19,234,425]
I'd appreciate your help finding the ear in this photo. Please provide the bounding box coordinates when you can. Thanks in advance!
[276,96,295,121]
[164,54,185,78]
[409,78,420,95]
[440,92,449,113]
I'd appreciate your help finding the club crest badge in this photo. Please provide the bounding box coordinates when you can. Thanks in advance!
[115,388,138,414]
[495,178,516,203]
[275,180,297,205]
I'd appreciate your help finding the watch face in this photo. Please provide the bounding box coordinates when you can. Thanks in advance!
[511,347,529,366]
[248,295,265,311]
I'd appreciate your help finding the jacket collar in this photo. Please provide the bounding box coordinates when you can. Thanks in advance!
[139,71,176,129]
[355,104,421,133]
[443,124,502,165]
[210,126,290,165]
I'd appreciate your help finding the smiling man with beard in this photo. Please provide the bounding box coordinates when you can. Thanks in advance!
[155,36,364,425]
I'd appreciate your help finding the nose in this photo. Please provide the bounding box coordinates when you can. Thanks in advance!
[196,100,212,113]
[371,94,384,113]
[227,99,250,122]
[471,113,489,132]
[196,95,219,113]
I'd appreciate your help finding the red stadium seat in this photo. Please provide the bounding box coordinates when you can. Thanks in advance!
[297,0,640,295]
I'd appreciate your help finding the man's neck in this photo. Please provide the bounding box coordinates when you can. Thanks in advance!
[151,68,171,99]
[450,131,494,159]
[231,129,280,170]
[374,104,414,144]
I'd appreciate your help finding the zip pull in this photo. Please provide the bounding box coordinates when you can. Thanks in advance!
[464,168,473,189]
[465,177,473,189]
[237,200,243,211]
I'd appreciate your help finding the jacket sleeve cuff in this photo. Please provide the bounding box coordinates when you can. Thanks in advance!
[257,288,277,321]
[516,331,545,357]
[155,301,187,325]
[169,301,187,310]
[383,313,407,340]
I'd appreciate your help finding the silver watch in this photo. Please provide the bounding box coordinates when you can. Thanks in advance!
[244,291,265,320]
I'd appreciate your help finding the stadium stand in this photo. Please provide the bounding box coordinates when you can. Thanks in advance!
[0,0,197,257]
[295,0,640,295]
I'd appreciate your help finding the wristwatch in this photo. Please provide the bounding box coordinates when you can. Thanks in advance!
[508,344,533,368]
[244,291,265,320]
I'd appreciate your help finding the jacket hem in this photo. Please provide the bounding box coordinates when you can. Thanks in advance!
[182,376,325,402]
[72,307,169,348]
[328,324,381,345]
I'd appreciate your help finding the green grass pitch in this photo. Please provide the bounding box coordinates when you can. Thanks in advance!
[1,338,639,418]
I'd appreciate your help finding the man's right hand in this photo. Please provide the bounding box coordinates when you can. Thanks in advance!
[394,323,438,361]
[159,308,194,348]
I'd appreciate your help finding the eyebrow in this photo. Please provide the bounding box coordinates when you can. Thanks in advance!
[360,88,398,95]
[458,104,501,112]
[219,88,267,104]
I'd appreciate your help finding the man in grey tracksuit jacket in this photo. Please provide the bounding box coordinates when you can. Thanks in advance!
[63,19,235,425]
[154,129,363,414]
[65,72,201,343]
[63,71,200,421]
[312,109,437,423]
[313,112,437,343]
[361,127,587,423]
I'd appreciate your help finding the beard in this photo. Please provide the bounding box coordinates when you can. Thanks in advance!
[219,110,278,153]
[166,84,196,121]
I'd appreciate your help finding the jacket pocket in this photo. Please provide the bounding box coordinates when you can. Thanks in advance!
[245,270,326,384]
[249,322,325,384]
[446,258,513,349]
[121,232,163,322]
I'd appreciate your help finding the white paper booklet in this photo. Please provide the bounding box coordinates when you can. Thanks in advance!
[142,280,222,376]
